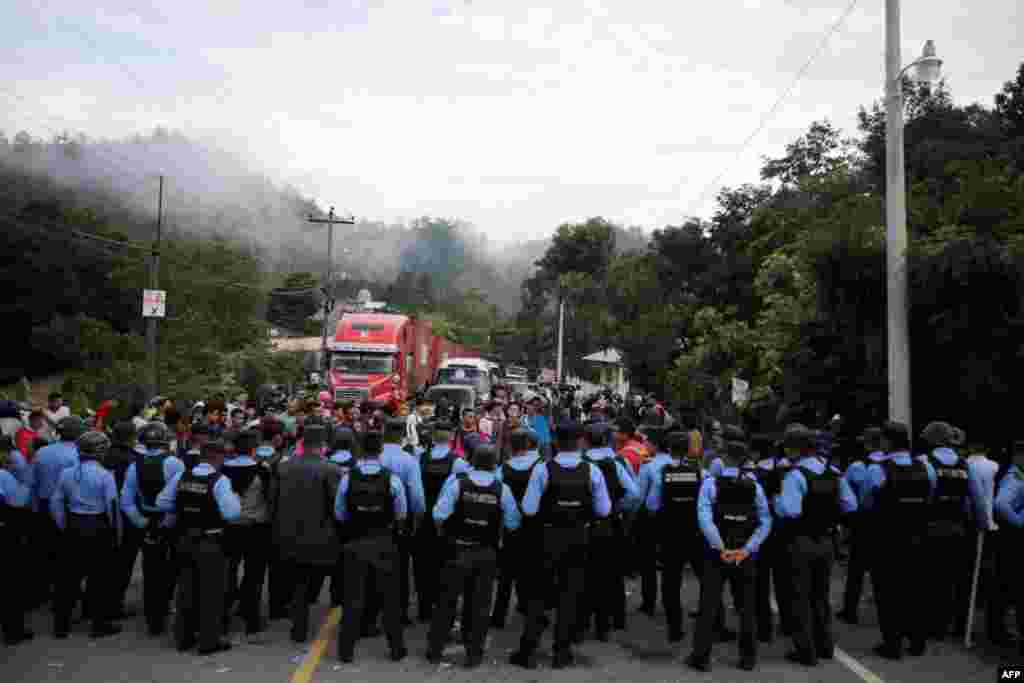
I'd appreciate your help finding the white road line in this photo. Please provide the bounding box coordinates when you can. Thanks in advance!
[835,647,886,683]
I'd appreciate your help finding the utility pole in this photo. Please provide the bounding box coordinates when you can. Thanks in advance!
[307,206,355,374]
[146,175,163,401]
[556,296,565,384]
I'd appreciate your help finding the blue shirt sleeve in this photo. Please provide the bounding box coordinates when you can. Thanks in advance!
[590,463,612,518]
[862,464,885,512]
[697,478,723,551]
[966,461,988,530]
[844,461,865,499]
[0,469,29,507]
[403,456,426,516]
[774,469,807,519]
[618,461,641,513]
[995,471,1024,528]
[744,482,773,554]
[213,475,241,522]
[644,464,662,513]
[155,471,184,514]
[334,474,350,522]
[838,475,858,513]
[636,462,653,503]
[391,474,408,521]
[433,476,461,524]
[50,470,67,530]
[121,464,149,529]
[500,483,522,531]
[520,462,549,516]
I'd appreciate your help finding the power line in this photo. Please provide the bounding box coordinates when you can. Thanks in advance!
[683,0,861,219]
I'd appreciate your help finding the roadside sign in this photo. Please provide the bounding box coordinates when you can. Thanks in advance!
[731,377,750,404]
[142,289,166,318]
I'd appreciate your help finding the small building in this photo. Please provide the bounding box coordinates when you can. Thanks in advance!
[581,348,629,397]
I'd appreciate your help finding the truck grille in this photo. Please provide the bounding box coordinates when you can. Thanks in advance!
[335,388,369,403]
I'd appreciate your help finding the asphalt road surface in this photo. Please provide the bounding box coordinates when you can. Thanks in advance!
[6,560,1010,683]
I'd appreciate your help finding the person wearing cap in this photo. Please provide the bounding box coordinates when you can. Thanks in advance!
[51,430,123,639]
[182,421,211,471]
[221,429,272,635]
[1,435,33,644]
[916,420,988,641]
[256,416,292,621]
[334,429,408,663]
[773,424,857,666]
[644,430,703,644]
[685,437,771,673]
[632,426,673,618]
[577,421,639,640]
[426,443,521,668]
[325,426,358,608]
[104,420,139,619]
[491,428,543,628]
[120,422,185,636]
[270,423,344,643]
[33,415,84,604]
[157,439,241,654]
[413,421,471,623]
[860,421,937,659]
[509,420,611,670]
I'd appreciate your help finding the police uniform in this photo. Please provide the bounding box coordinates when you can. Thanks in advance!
[774,432,858,666]
[426,445,521,667]
[838,433,888,623]
[861,423,937,659]
[121,423,185,635]
[491,435,542,628]
[334,432,408,663]
[634,427,671,617]
[32,417,82,604]
[157,442,241,654]
[994,456,1024,655]
[752,443,795,639]
[414,427,471,622]
[510,421,612,669]
[0,453,33,644]
[51,431,122,639]
[644,432,702,643]
[327,428,357,608]
[105,421,142,616]
[687,442,772,673]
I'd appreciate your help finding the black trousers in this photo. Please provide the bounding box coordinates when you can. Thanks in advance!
[841,516,870,616]
[923,522,971,638]
[268,556,291,618]
[787,534,835,661]
[659,532,702,639]
[140,527,178,632]
[873,532,929,650]
[691,551,757,660]
[518,527,587,655]
[224,524,271,628]
[397,529,413,618]
[579,520,622,637]
[286,561,329,642]
[112,515,141,610]
[985,528,1011,639]
[637,513,659,610]
[174,534,227,651]
[413,521,442,619]
[55,513,115,633]
[1,521,29,640]
[492,527,535,625]
[35,505,61,605]
[337,535,404,660]
[428,544,498,657]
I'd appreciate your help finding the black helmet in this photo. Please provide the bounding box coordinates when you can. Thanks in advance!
[77,431,111,459]
[472,443,499,471]
[112,420,137,446]
[509,428,532,452]
[57,416,86,441]
[139,422,170,447]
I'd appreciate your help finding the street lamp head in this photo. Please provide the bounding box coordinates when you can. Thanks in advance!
[913,40,942,84]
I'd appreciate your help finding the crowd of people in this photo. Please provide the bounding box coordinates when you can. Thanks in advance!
[0,386,1020,675]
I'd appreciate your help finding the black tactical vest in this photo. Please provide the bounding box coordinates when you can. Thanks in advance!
[584,452,624,509]
[422,449,456,510]
[796,466,841,537]
[501,457,540,509]
[136,451,169,514]
[659,459,702,530]
[450,473,502,547]
[760,461,791,499]
[927,453,969,523]
[222,462,268,497]
[713,476,758,550]
[540,460,593,528]
[176,470,225,532]
[880,460,931,535]
[347,466,394,537]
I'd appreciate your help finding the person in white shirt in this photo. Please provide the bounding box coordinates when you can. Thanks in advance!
[42,392,70,440]
[403,399,426,450]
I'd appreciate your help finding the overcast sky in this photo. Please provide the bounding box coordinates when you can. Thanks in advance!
[3,0,1021,243]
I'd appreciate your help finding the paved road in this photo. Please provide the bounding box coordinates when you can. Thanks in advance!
[6,561,1009,683]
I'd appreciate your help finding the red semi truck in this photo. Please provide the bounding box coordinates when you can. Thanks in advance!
[325,310,480,411]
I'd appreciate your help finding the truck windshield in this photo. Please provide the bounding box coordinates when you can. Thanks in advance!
[331,353,394,374]
[436,367,482,386]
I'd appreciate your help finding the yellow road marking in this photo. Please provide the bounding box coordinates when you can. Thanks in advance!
[290,607,342,683]
[835,647,886,683]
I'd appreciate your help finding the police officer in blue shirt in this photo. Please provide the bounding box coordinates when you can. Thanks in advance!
[157,439,242,655]
[334,429,408,664]
[1,439,33,645]
[51,430,122,639]
[379,417,425,627]
[634,426,673,618]
[580,422,639,641]
[686,436,771,673]
[33,416,83,603]
[838,426,887,624]
[645,430,703,644]
[509,420,611,670]
[121,422,185,636]
[774,424,858,666]
[994,440,1024,656]
[491,428,543,628]
[426,443,520,668]
[861,421,937,660]
[327,426,357,608]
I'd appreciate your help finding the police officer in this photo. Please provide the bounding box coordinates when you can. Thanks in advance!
[334,429,408,663]
[426,443,521,668]
[51,431,122,639]
[491,428,542,628]
[327,426,358,608]
[994,440,1024,656]
[222,428,272,635]
[634,426,671,618]
[105,421,140,618]
[257,417,291,621]
[120,422,184,636]
[645,430,702,643]
[751,429,796,637]
[774,424,858,666]
[838,426,887,624]
[1,439,33,645]
[182,422,210,471]
[861,421,937,659]
[414,422,471,623]
[157,439,241,654]
[686,437,771,673]
[510,420,612,669]
[579,422,639,641]
[33,415,83,604]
